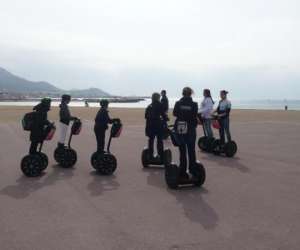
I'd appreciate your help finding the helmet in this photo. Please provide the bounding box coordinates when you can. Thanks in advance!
[61,94,71,102]
[41,97,51,106]
[100,99,109,107]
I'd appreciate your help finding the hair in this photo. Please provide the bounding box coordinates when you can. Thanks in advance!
[204,89,215,104]
[182,87,193,97]
[161,90,166,95]
[152,92,161,102]
[221,90,229,96]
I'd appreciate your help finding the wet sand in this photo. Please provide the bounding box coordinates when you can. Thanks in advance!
[0,107,299,250]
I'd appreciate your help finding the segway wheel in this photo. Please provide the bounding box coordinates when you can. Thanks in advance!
[198,136,207,151]
[36,152,48,171]
[192,163,206,187]
[21,154,43,177]
[60,149,77,168]
[54,147,64,164]
[212,139,221,155]
[165,164,179,189]
[91,152,117,175]
[224,141,238,158]
[163,149,172,166]
[141,149,150,168]
[206,137,216,153]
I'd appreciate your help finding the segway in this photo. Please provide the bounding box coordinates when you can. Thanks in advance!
[91,119,122,175]
[54,119,82,168]
[141,147,172,168]
[164,125,206,189]
[210,118,238,158]
[21,124,56,177]
[197,117,215,153]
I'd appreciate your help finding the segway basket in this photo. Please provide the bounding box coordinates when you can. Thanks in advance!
[212,120,221,130]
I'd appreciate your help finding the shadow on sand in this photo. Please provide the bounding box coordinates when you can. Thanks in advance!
[201,153,250,173]
[0,165,74,199]
[144,168,219,230]
[87,171,120,197]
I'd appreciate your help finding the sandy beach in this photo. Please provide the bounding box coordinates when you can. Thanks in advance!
[0,107,300,250]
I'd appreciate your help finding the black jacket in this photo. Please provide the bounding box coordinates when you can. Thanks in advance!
[173,97,198,129]
[145,101,167,137]
[30,104,51,142]
[94,108,112,131]
[161,96,169,113]
[59,102,76,125]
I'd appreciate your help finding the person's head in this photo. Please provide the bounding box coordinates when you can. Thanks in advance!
[203,89,212,98]
[100,99,109,109]
[41,97,51,111]
[61,94,71,104]
[182,87,193,97]
[161,90,167,97]
[220,90,228,100]
[152,92,161,103]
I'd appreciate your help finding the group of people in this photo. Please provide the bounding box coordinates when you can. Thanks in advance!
[27,87,232,179]
[145,87,232,179]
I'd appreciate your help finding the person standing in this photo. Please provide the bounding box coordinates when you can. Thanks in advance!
[58,94,77,149]
[173,87,198,179]
[199,89,214,138]
[160,90,169,114]
[145,93,168,160]
[213,90,232,145]
[94,99,113,153]
[29,98,52,154]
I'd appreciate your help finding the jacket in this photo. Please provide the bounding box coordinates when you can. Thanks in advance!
[173,97,198,129]
[94,108,113,130]
[30,104,51,142]
[59,102,76,125]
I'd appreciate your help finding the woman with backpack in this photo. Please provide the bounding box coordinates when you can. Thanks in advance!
[29,98,52,154]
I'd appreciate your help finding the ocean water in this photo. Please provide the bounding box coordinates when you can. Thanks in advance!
[1,98,300,110]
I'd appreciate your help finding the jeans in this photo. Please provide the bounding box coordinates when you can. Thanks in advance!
[148,134,164,158]
[203,119,213,138]
[95,129,106,153]
[179,128,197,174]
[219,117,231,144]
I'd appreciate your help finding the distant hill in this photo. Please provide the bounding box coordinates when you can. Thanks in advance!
[0,67,110,97]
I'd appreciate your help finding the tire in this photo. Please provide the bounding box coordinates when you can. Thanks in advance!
[36,152,48,171]
[198,136,208,151]
[212,139,221,155]
[141,149,149,168]
[224,141,238,158]
[165,164,179,189]
[60,149,77,168]
[54,147,64,164]
[206,137,216,153]
[91,152,117,175]
[163,149,172,166]
[21,154,43,177]
[193,163,206,187]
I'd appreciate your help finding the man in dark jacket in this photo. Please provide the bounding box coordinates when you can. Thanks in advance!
[29,98,52,154]
[145,93,168,160]
[173,87,198,179]
[58,94,77,148]
[161,90,169,114]
[94,99,113,153]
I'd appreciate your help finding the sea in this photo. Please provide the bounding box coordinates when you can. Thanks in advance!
[1,98,300,111]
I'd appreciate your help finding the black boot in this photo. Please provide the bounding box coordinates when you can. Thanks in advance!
[57,143,65,149]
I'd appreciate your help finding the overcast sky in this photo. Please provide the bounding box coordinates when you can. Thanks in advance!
[1,0,300,99]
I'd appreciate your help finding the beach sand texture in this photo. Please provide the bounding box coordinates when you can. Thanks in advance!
[0,107,299,250]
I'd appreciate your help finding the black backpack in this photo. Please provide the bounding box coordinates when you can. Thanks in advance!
[22,112,35,131]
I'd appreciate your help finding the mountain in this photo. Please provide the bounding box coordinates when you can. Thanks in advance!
[0,67,110,97]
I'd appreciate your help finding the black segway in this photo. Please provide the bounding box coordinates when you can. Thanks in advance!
[197,118,215,153]
[210,118,238,158]
[164,126,206,189]
[91,119,122,175]
[21,124,56,177]
[54,119,82,168]
[141,147,172,168]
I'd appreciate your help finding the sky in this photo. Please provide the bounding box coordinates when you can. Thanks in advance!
[1,0,300,99]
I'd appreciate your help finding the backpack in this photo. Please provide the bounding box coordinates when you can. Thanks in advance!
[22,112,35,131]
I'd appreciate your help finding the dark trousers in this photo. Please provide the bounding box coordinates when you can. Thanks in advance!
[148,134,164,158]
[95,129,106,153]
[29,141,39,154]
[219,117,231,144]
[179,128,196,174]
